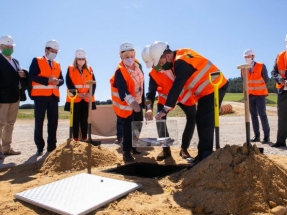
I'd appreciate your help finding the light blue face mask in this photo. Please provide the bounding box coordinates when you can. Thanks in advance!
[123,58,134,66]
[48,52,57,60]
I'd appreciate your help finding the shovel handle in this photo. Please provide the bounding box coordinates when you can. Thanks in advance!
[67,89,78,100]
[209,71,223,87]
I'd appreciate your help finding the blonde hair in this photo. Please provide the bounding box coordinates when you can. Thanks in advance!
[73,58,91,73]
[119,50,136,60]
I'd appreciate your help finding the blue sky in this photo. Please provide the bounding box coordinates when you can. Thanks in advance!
[1,0,286,105]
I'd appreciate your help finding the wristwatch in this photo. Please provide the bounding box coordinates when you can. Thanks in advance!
[160,108,169,114]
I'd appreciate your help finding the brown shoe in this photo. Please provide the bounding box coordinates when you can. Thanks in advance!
[0,152,5,160]
[157,147,171,160]
[179,148,191,159]
[3,148,21,155]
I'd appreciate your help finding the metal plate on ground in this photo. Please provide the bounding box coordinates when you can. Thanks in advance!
[15,173,142,215]
[132,120,178,147]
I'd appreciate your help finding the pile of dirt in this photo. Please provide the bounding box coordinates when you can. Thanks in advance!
[40,141,118,175]
[174,144,287,215]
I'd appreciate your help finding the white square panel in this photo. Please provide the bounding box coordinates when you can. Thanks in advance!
[15,173,142,215]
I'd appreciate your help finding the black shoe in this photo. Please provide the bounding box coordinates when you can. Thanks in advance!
[156,148,171,160]
[251,136,260,142]
[123,152,135,162]
[261,137,270,144]
[131,147,141,154]
[271,142,286,148]
[47,147,56,152]
[36,150,43,156]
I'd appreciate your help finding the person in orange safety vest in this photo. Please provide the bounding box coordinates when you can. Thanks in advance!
[270,34,287,148]
[28,40,64,156]
[64,49,96,141]
[142,45,196,161]
[147,41,229,166]
[242,49,270,144]
[110,41,144,162]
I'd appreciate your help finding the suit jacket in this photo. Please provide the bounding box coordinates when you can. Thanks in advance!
[0,54,28,103]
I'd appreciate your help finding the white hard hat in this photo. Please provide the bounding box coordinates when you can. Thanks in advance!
[149,41,168,66]
[119,41,134,53]
[75,48,86,58]
[46,40,59,51]
[285,34,287,41]
[141,45,154,68]
[0,35,16,46]
[243,49,255,57]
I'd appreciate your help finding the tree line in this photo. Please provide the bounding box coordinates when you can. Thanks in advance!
[226,77,277,93]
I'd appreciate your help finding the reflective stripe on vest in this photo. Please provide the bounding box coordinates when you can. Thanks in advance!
[194,70,220,96]
[175,48,227,100]
[158,93,168,99]
[31,57,61,97]
[33,85,59,89]
[276,51,287,89]
[179,90,193,104]
[66,66,95,103]
[110,61,141,118]
[74,85,90,89]
[242,62,268,95]
[186,61,213,90]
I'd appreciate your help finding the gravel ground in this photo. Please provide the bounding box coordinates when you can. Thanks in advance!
[1,102,285,169]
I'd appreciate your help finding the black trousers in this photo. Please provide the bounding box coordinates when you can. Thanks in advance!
[73,100,89,139]
[118,103,143,153]
[277,90,287,143]
[34,97,58,151]
[157,103,196,149]
[196,82,229,154]
[249,95,270,138]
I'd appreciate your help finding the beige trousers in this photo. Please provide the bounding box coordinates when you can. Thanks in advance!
[0,101,20,152]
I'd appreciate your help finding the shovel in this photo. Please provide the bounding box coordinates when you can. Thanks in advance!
[66,89,78,148]
[86,80,101,146]
[237,64,264,153]
[202,71,224,159]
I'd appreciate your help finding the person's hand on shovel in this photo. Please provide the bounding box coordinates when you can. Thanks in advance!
[131,101,141,112]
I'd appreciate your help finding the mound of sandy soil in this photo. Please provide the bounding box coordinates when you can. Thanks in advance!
[174,143,287,214]
[40,141,118,175]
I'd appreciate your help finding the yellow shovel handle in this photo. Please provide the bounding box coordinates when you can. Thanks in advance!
[67,89,78,128]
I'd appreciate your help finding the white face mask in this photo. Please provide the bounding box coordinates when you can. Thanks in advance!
[48,52,57,60]
[123,58,135,67]
[286,45,287,50]
[245,58,252,64]
[77,60,85,66]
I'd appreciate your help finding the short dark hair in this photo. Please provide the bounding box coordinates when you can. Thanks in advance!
[46,47,51,50]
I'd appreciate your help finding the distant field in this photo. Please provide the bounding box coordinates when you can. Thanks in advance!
[17,106,70,119]
[17,93,278,119]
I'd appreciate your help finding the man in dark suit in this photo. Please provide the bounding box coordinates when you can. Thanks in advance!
[0,35,28,160]
[29,40,64,155]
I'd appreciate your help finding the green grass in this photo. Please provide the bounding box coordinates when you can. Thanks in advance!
[17,106,70,119]
[17,93,278,119]
[223,93,278,107]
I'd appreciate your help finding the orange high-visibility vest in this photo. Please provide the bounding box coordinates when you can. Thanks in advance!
[66,66,95,103]
[31,57,61,97]
[275,51,287,89]
[241,62,268,96]
[175,49,227,101]
[149,69,195,106]
[110,61,138,118]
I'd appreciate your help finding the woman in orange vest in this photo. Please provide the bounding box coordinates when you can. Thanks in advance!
[142,45,196,161]
[147,41,229,165]
[64,49,96,141]
[270,34,287,148]
[110,42,144,162]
